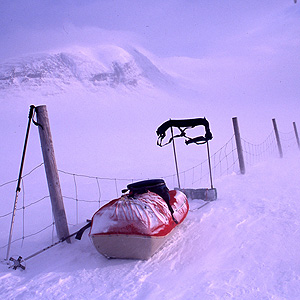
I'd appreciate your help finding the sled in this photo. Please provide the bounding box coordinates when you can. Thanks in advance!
[89,179,189,260]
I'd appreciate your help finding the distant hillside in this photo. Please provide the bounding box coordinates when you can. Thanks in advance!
[0,46,175,94]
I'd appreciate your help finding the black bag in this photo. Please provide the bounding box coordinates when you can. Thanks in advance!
[127,179,173,214]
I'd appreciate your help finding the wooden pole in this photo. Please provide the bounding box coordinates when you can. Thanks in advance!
[170,125,181,188]
[232,117,245,174]
[36,105,70,242]
[272,118,283,158]
[293,122,300,150]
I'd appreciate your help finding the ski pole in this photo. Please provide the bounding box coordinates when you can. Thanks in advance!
[6,105,35,261]
[9,221,91,270]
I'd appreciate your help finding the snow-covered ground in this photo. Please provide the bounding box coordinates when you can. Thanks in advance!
[0,27,300,299]
[1,154,300,299]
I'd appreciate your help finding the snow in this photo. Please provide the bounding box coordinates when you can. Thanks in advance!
[90,192,172,236]
[90,190,187,237]
[0,2,300,296]
[1,155,300,299]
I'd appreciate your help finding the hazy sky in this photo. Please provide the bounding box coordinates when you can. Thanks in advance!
[0,1,299,179]
[1,1,299,129]
[1,1,299,60]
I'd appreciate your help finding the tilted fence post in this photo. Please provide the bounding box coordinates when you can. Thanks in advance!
[293,122,300,150]
[36,105,70,242]
[272,118,283,158]
[232,117,245,174]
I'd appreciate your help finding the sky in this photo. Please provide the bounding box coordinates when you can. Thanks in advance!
[0,1,299,60]
[1,1,299,115]
[0,0,300,179]
[1,1,299,103]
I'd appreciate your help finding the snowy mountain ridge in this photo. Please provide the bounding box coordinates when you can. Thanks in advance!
[0,46,175,94]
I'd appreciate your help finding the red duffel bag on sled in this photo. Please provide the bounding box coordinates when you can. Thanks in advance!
[89,179,189,260]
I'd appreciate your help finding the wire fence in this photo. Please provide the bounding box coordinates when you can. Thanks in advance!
[0,163,55,256]
[1,119,299,260]
[241,131,278,166]
[161,135,239,189]
[279,130,299,154]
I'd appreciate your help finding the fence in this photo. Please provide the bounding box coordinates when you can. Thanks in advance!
[0,117,299,261]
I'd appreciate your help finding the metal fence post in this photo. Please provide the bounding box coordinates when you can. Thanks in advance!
[293,122,300,150]
[272,118,283,158]
[170,125,181,188]
[232,117,245,174]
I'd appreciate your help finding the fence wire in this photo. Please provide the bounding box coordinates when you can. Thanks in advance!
[241,131,278,166]
[279,130,299,154]
[1,123,299,259]
[162,135,239,188]
[0,163,54,254]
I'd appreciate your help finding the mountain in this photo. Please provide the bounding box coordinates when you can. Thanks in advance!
[0,46,175,94]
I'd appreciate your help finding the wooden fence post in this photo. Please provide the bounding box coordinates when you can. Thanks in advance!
[293,122,300,150]
[36,105,70,242]
[232,117,245,174]
[272,118,283,158]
